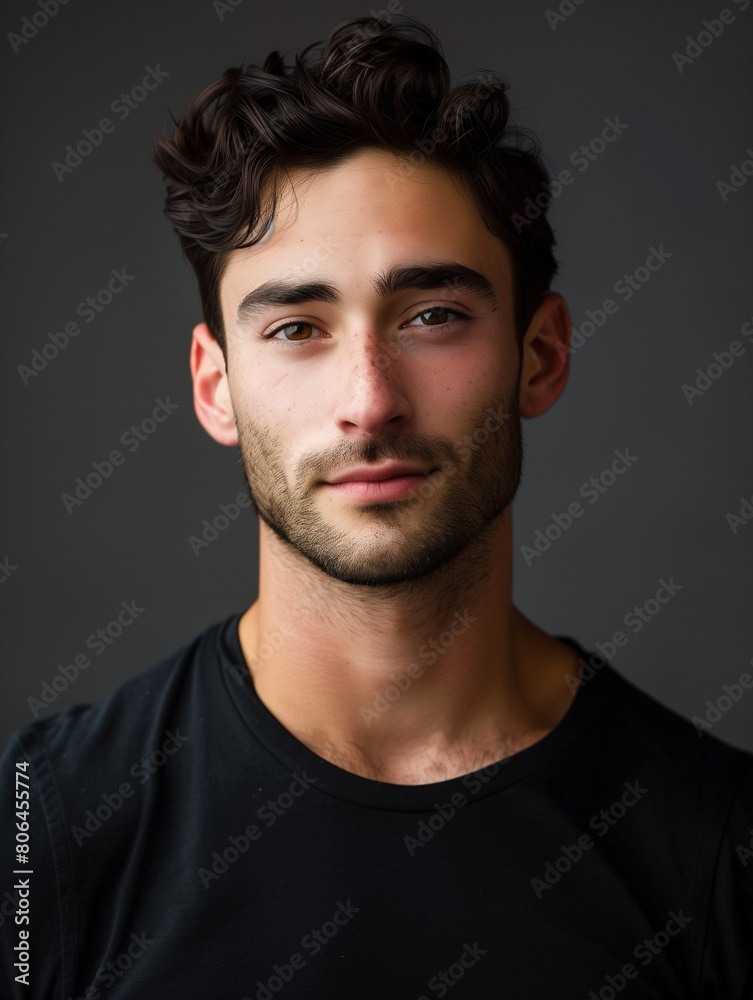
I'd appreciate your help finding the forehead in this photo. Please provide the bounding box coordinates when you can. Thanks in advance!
[219,147,512,307]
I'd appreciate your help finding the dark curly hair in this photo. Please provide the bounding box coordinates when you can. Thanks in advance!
[152,14,558,360]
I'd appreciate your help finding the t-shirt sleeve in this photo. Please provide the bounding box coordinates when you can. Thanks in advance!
[697,759,753,999]
[0,731,66,1000]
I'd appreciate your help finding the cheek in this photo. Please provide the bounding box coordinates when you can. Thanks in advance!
[413,332,512,411]
[229,358,330,456]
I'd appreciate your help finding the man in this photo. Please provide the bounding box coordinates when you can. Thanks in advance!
[2,14,752,999]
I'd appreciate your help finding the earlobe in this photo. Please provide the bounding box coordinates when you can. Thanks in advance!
[518,293,572,419]
[190,322,238,446]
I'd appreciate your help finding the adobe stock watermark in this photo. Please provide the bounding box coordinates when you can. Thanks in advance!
[726,489,753,534]
[52,65,169,182]
[241,900,360,1000]
[403,734,527,857]
[564,577,683,694]
[716,145,753,201]
[227,629,297,687]
[7,0,70,54]
[0,557,18,586]
[312,403,511,522]
[70,729,189,846]
[671,1,750,73]
[737,829,753,867]
[545,0,587,31]
[226,233,343,350]
[213,0,245,20]
[402,793,467,858]
[273,234,343,285]
[0,888,23,931]
[380,71,499,191]
[691,665,753,737]
[198,771,316,888]
[364,274,484,374]
[367,0,414,26]
[27,599,145,717]
[681,312,753,404]
[359,608,478,726]
[396,405,513,515]
[530,780,648,898]
[520,448,638,566]
[69,931,155,1000]
[512,115,628,233]
[557,245,673,358]
[17,267,135,385]
[61,396,179,514]
[416,942,487,1000]
[189,489,253,555]
[586,910,692,999]
[224,603,323,685]
[338,0,417,43]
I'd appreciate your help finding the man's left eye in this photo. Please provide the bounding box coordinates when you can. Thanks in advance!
[404,307,469,328]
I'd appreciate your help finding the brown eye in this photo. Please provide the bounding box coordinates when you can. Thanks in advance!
[418,308,450,326]
[267,322,316,341]
[404,307,469,329]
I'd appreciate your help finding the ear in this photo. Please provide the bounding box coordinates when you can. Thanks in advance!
[190,322,238,446]
[518,292,572,419]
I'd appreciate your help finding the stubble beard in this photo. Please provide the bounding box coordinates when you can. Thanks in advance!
[235,378,524,592]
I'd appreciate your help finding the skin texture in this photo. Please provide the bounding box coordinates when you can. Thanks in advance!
[190,147,582,785]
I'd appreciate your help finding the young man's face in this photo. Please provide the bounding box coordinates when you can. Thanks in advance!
[216,147,524,587]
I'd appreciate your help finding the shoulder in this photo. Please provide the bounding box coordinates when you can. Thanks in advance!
[1,613,234,785]
[584,660,753,803]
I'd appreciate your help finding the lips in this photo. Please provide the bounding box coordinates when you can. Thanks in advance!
[322,464,437,502]
[325,462,432,485]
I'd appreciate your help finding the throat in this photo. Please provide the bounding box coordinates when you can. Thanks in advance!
[286,725,537,786]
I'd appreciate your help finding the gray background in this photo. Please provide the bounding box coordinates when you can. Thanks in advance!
[1,0,751,753]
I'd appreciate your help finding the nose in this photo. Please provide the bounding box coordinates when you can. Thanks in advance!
[331,329,412,438]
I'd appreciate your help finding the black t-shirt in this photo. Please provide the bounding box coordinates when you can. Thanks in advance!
[2,611,752,999]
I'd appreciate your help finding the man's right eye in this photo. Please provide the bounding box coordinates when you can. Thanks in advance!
[262,321,325,344]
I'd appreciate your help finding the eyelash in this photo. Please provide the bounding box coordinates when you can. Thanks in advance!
[261,305,471,346]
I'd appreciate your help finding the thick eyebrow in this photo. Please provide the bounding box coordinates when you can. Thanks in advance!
[235,261,498,325]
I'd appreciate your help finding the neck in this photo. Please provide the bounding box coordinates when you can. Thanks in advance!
[237,510,580,784]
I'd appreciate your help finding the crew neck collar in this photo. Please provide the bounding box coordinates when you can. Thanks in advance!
[219,610,612,812]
